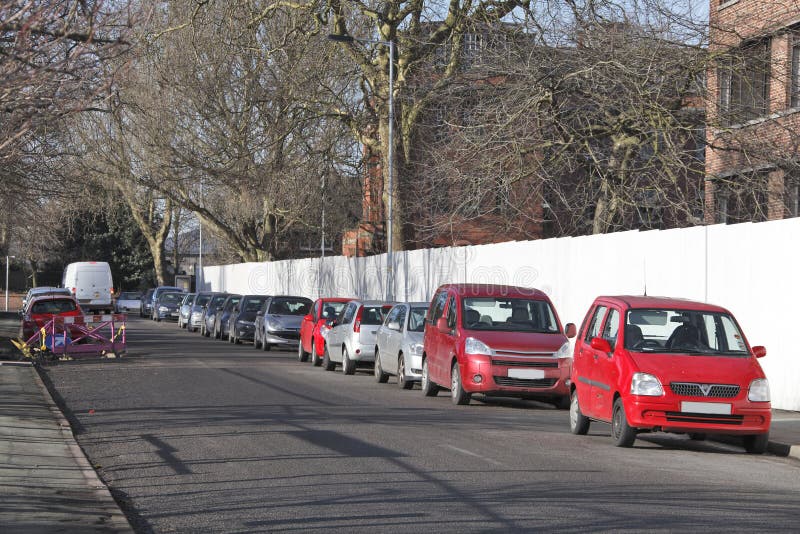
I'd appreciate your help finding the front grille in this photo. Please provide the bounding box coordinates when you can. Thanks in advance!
[270,330,300,340]
[493,377,557,388]
[665,412,744,425]
[670,382,740,398]
[492,360,558,368]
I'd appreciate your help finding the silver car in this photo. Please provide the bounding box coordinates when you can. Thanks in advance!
[323,300,394,375]
[177,293,196,328]
[374,302,429,389]
[254,296,312,351]
[114,291,142,314]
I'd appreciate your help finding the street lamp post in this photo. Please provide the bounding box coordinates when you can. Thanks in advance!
[328,33,395,301]
[5,255,15,311]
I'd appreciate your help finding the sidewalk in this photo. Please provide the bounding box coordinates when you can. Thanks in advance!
[0,361,133,533]
[0,359,797,534]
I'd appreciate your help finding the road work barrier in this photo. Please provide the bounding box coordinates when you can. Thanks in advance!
[13,314,126,362]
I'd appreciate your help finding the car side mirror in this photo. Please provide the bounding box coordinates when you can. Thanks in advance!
[590,337,612,353]
[752,345,767,358]
[303,314,313,322]
[436,317,451,334]
[565,323,576,339]
[388,321,401,331]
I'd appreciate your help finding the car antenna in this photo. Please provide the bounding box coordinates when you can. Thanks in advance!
[643,256,647,296]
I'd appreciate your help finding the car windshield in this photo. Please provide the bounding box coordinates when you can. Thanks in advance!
[195,294,212,306]
[462,297,560,333]
[243,296,268,312]
[120,292,141,300]
[625,308,749,356]
[268,298,310,315]
[409,307,428,332]
[321,301,347,320]
[160,293,183,304]
[182,294,196,304]
[224,297,242,310]
[31,299,76,314]
[209,295,227,308]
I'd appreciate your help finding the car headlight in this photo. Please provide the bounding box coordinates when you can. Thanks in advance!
[267,317,281,331]
[554,341,571,359]
[159,306,169,312]
[464,337,491,355]
[748,378,770,402]
[630,372,664,396]
[410,343,424,356]
[237,320,254,326]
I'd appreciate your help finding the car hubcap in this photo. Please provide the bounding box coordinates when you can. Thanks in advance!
[422,363,428,388]
[398,358,404,383]
[570,395,578,429]
[452,367,459,394]
[613,408,621,438]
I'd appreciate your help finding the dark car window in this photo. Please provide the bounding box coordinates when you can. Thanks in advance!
[584,305,608,343]
[428,292,447,323]
[119,292,141,300]
[243,296,269,312]
[446,296,457,329]
[361,305,388,326]
[268,297,311,316]
[159,293,183,305]
[384,306,401,327]
[209,295,228,309]
[322,301,346,320]
[31,299,77,314]
[341,303,357,324]
[409,307,428,332]
[195,294,213,306]
[224,296,242,311]
[393,306,408,330]
[602,308,620,350]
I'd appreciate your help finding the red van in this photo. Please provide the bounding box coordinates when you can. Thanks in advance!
[421,284,576,406]
[570,296,771,453]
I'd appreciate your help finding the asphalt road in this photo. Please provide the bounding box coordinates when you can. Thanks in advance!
[41,317,800,533]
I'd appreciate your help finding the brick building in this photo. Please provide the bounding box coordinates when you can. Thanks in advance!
[706,0,800,223]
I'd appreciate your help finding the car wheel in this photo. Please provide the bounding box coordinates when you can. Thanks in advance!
[743,433,769,454]
[262,334,271,351]
[253,330,260,349]
[342,347,356,375]
[323,345,335,371]
[228,328,235,343]
[450,362,471,405]
[569,390,590,435]
[233,330,240,344]
[611,398,637,447]
[311,339,322,366]
[297,340,308,362]
[554,395,571,410]
[214,324,220,339]
[398,353,413,390]
[421,359,439,397]
[374,349,389,383]
[202,323,209,337]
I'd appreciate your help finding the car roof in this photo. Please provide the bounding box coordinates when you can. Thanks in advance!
[350,300,396,306]
[436,283,550,299]
[393,301,429,308]
[595,295,731,313]
[318,297,355,303]
[29,294,78,304]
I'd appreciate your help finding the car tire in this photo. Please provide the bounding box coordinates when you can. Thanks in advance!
[743,433,769,454]
[323,345,335,371]
[398,353,413,390]
[311,339,322,366]
[253,330,260,349]
[688,433,706,441]
[421,359,439,397]
[297,340,308,362]
[451,362,471,405]
[342,347,356,375]
[228,328,235,343]
[374,349,389,383]
[569,390,591,435]
[214,323,220,339]
[262,335,271,351]
[611,398,637,448]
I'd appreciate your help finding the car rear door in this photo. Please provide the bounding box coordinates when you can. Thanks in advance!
[594,307,621,419]
[424,291,448,385]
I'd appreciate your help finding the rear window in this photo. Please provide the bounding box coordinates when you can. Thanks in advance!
[268,298,311,315]
[361,306,389,326]
[160,293,183,304]
[119,292,141,300]
[31,299,77,314]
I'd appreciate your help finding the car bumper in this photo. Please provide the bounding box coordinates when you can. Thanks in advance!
[348,342,375,362]
[457,355,571,399]
[624,397,771,435]
[264,330,301,346]
[235,324,256,340]
[405,353,424,379]
[157,311,180,321]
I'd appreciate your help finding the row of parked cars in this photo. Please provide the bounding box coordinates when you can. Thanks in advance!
[140,283,773,454]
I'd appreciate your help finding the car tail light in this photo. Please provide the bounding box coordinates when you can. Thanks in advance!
[353,306,363,333]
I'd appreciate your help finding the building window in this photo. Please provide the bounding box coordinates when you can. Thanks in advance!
[717,39,771,125]
[791,33,800,108]
[786,172,800,217]
[462,32,483,68]
[716,190,729,223]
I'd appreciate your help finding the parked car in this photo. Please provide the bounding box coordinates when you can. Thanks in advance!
[298,297,352,365]
[177,293,196,328]
[148,286,186,320]
[22,287,72,313]
[62,261,114,313]
[253,296,312,351]
[200,293,230,336]
[226,294,270,344]
[569,295,771,453]
[21,295,83,340]
[189,292,223,333]
[139,288,155,318]
[152,291,184,322]
[212,294,242,340]
[421,284,575,406]
[374,302,429,389]
[114,291,142,314]
[323,300,394,374]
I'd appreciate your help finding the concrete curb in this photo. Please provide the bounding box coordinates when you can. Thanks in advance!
[31,366,135,533]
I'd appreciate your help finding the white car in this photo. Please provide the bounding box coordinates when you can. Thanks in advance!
[114,291,143,313]
[374,302,429,389]
[323,300,394,375]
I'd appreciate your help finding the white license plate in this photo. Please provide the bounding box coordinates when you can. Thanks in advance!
[508,369,545,379]
[681,401,732,415]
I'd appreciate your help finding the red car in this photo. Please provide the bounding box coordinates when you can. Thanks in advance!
[421,284,576,406]
[21,294,83,340]
[569,296,771,453]
[298,297,353,366]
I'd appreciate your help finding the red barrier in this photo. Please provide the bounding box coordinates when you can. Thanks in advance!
[19,313,126,360]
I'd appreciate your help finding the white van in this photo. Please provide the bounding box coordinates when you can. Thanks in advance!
[62,261,114,312]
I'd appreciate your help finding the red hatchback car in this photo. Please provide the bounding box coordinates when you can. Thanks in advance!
[570,296,771,453]
[298,297,353,366]
[21,294,83,340]
[421,284,576,406]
